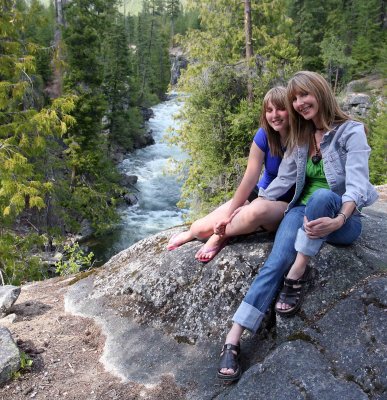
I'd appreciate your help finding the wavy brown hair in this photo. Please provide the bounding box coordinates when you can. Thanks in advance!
[260,86,288,157]
[286,71,350,151]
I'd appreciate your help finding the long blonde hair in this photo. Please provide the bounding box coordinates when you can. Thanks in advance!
[260,86,288,157]
[286,71,350,151]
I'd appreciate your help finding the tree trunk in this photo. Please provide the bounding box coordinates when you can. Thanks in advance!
[244,0,253,102]
[244,0,253,59]
[333,68,339,95]
[140,16,155,102]
[50,0,66,98]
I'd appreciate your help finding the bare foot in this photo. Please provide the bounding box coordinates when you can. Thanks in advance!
[195,234,229,262]
[167,230,194,250]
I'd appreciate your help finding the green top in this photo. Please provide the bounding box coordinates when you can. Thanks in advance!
[298,158,329,205]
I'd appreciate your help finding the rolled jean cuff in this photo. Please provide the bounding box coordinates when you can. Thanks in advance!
[232,301,265,333]
[294,228,324,256]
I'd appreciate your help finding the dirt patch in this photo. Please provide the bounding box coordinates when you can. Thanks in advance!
[0,277,186,400]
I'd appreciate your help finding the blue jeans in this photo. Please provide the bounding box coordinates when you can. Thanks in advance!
[232,189,362,333]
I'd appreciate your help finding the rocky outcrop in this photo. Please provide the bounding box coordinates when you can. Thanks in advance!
[133,130,155,149]
[65,200,387,399]
[341,92,372,118]
[0,286,21,318]
[170,47,188,85]
[222,276,386,400]
[0,326,20,386]
[341,75,386,118]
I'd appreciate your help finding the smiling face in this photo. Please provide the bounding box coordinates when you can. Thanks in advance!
[292,91,320,123]
[265,101,289,136]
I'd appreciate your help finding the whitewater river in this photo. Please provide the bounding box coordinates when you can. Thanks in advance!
[88,93,187,264]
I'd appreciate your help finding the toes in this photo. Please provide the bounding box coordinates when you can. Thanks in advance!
[220,368,235,375]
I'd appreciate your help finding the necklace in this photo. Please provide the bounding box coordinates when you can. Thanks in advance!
[311,133,322,164]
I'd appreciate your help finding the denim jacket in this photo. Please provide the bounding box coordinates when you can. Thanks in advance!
[259,120,379,212]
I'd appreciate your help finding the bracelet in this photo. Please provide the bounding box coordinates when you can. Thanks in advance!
[336,212,347,224]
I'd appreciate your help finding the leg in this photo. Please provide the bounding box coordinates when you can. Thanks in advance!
[195,199,288,261]
[167,199,236,250]
[218,207,304,378]
[276,189,362,312]
[288,189,361,276]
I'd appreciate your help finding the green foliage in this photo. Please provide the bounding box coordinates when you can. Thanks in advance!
[12,351,33,379]
[101,17,144,150]
[0,232,46,285]
[172,0,300,215]
[55,242,94,276]
[20,351,34,369]
[320,35,356,92]
[289,0,386,78]
[136,0,171,102]
[368,104,387,185]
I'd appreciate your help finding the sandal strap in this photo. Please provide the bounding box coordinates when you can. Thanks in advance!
[278,285,301,307]
[218,343,240,371]
[221,343,240,353]
[284,277,308,286]
[283,266,312,285]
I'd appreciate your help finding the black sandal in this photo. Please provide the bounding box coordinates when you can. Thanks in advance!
[275,265,312,317]
[217,343,242,383]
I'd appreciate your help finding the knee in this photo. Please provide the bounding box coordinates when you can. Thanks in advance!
[308,188,335,205]
[306,189,339,219]
[245,202,268,223]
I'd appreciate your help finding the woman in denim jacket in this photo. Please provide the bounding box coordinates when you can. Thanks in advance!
[217,71,378,383]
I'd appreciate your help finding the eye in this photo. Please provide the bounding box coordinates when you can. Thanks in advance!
[266,107,273,112]
[301,92,308,97]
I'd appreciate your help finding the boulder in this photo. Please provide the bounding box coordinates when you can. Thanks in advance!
[140,107,154,122]
[341,93,372,118]
[0,326,20,386]
[345,93,371,106]
[65,201,387,399]
[133,131,155,149]
[123,193,138,206]
[220,340,369,400]
[0,286,21,318]
[120,174,138,187]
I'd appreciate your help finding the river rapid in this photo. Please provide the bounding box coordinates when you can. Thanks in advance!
[88,93,187,265]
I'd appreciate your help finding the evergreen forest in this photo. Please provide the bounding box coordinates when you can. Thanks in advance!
[0,0,386,285]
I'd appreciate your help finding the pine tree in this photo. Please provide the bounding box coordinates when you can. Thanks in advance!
[0,0,77,284]
[137,0,171,104]
[61,0,122,231]
[172,0,301,214]
[368,104,387,185]
[166,0,180,45]
[102,17,143,151]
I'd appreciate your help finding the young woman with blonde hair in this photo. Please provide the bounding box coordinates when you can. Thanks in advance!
[217,71,378,383]
[167,86,294,262]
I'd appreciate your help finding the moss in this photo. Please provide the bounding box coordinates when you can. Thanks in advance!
[67,269,97,285]
[286,331,314,344]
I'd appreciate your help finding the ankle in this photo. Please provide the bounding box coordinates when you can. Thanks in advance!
[286,265,306,280]
[225,327,243,346]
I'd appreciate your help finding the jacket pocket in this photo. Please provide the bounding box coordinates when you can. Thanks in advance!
[327,152,345,175]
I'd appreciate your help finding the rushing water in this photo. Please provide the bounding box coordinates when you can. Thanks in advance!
[88,93,187,264]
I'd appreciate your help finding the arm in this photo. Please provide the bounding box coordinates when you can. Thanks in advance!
[214,142,264,235]
[304,123,371,238]
[341,122,373,208]
[259,148,298,200]
[303,201,356,239]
